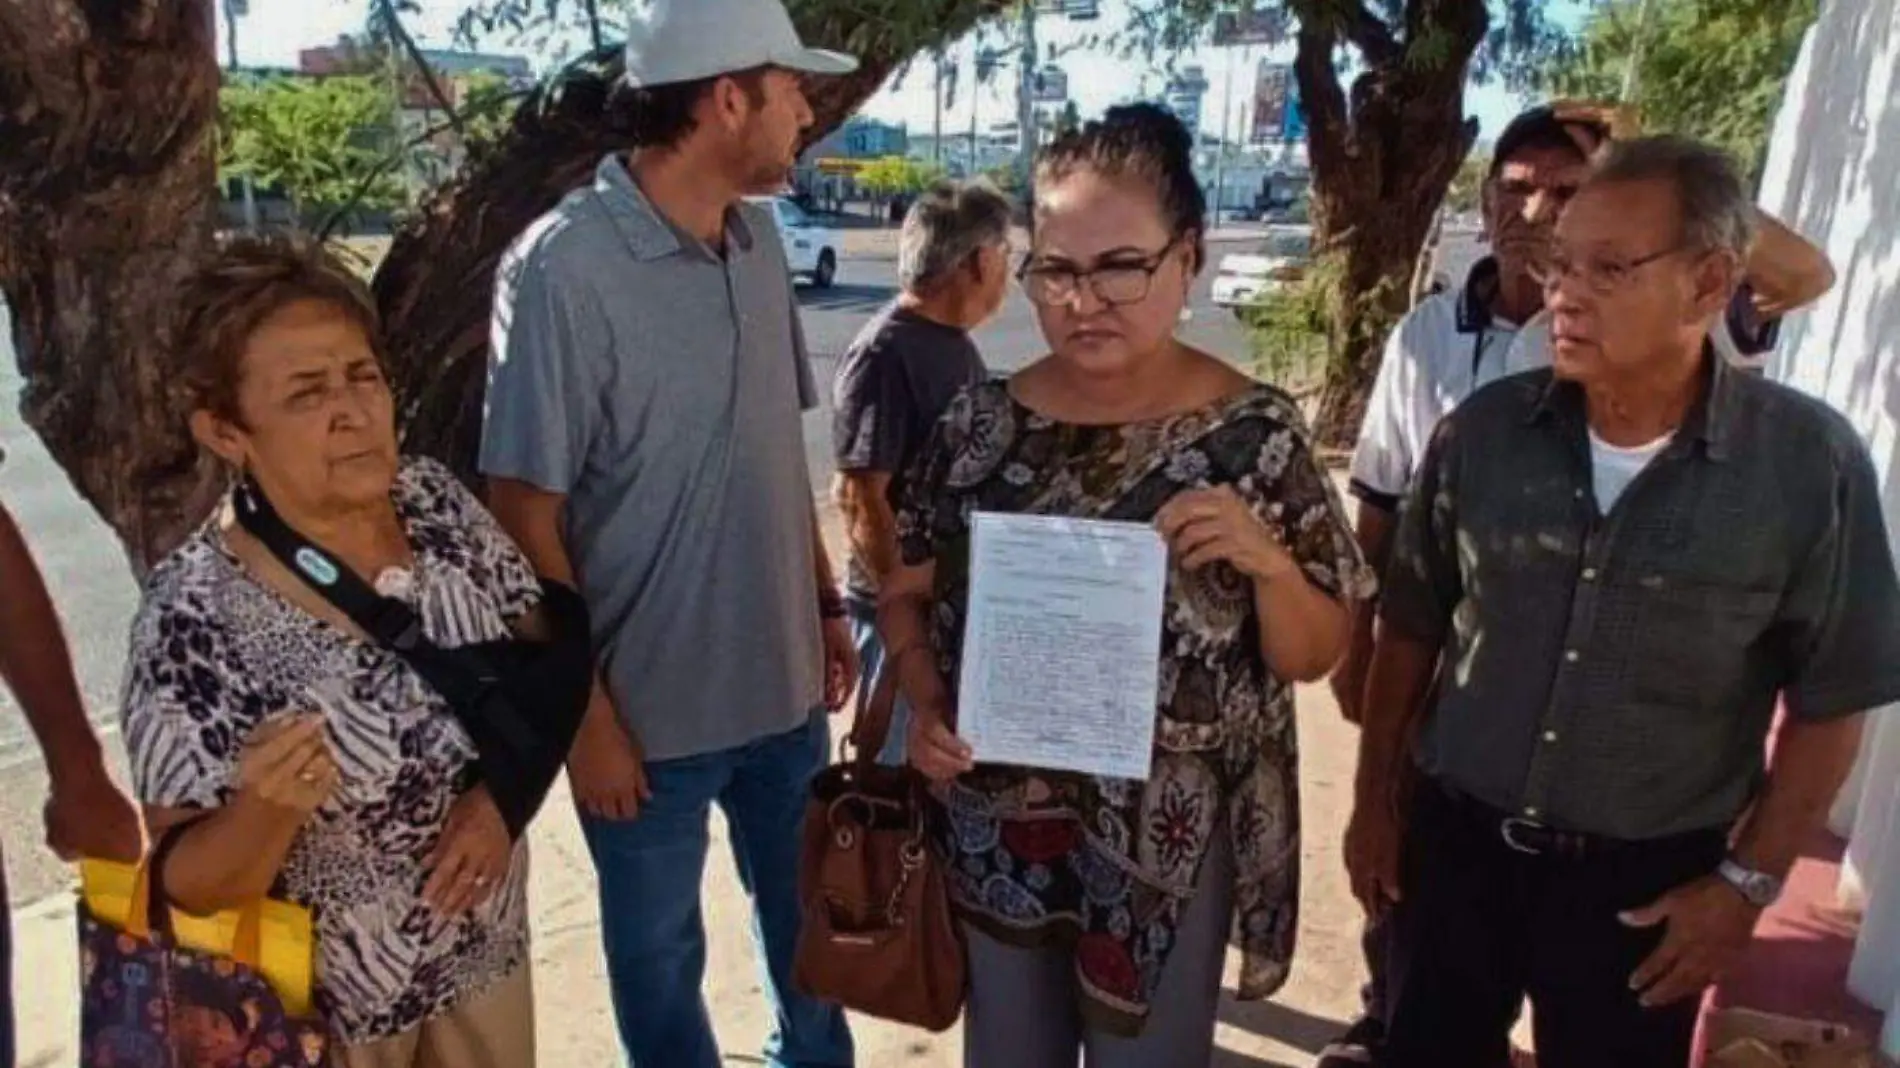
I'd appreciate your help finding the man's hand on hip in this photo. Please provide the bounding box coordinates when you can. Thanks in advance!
[1621,874,1761,1007]
[567,686,653,821]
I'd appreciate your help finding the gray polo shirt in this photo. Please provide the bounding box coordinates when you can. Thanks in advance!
[480,154,823,761]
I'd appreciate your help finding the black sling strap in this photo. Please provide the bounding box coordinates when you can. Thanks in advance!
[232,478,588,836]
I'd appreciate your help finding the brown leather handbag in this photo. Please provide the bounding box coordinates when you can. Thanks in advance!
[792,661,966,1031]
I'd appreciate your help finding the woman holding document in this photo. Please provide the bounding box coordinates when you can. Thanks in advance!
[879,103,1374,1067]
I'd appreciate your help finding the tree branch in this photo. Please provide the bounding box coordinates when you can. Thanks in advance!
[378,0,466,138]
[583,0,603,51]
[317,95,528,241]
[1291,16,1351,179]
[1337,0,1401,65]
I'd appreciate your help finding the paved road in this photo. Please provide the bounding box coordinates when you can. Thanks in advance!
[0,240,1262,906]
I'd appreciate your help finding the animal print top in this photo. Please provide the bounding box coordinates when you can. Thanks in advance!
[121,457,541,1045]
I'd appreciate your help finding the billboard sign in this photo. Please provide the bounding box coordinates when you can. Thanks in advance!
[1283,76,1308,142]
[1214,7,1289,47]
[1249,61,1308,144]
[1033,65,1069,103]
[1250,62,1289,144]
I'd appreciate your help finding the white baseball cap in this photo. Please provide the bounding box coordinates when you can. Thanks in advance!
[622,0,860,88]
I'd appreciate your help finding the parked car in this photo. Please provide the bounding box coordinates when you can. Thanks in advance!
[751,195,840,288]
[1211,227,1313,312]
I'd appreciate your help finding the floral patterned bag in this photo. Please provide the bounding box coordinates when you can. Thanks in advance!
[78,823,327,1067]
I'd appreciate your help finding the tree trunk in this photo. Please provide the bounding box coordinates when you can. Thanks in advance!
[376,45,913,472]
[2,0,1003,571]
[0,0,224,571]
[1292,0,1488,449]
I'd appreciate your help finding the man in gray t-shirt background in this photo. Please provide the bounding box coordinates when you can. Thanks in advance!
[478,1,859,1065]
[830,179,1011,764]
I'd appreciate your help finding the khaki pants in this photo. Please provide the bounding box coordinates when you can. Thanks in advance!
[329,965,534,1068]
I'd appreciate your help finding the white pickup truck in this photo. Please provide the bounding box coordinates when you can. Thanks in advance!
[1211,226,1313,312]
[750,196,840,288]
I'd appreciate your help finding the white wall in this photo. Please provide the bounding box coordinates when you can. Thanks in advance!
[1756,0,1900,1022]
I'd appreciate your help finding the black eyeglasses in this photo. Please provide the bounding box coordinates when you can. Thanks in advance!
[1528,244,1688,294]
[1017,240,1180,308]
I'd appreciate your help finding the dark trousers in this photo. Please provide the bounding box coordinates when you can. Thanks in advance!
[1383,781,1726,1068]
[1359,916,1389,1024]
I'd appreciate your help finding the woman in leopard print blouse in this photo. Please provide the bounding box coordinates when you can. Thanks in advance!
[120,235,546,1066]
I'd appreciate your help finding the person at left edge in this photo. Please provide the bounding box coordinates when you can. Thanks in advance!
[479,1,860,1065]
[123,235,560,1066]
[0,448,144,1068]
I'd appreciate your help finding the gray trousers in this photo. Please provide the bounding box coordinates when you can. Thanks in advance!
[961,835,1235,1068]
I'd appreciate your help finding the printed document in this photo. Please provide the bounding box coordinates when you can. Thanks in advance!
[956,511,1167,780]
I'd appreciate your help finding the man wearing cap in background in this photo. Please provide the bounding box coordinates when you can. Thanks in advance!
[1321,104,1600,1066]
[1322,103,1836,1066]
[479,1,859,1064]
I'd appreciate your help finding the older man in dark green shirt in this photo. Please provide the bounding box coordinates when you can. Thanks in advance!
[1347,136,1900,1068]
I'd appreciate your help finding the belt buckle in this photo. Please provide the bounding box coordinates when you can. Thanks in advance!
[1500,817,1547,856]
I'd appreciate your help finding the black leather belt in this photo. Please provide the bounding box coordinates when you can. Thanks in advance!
[1428,780,1626,862]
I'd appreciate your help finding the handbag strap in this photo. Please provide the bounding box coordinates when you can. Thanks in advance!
[128,818,266,967]
[232,477,540,760]
[847,653,905,767]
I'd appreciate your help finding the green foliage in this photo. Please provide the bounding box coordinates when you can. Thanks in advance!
[1242,284,1329,390]
[1241,246,1340,390]
[1055,99,1083,138]
[456,71,527,152]
[1445,153,1489,214]
[858,155,947,197]
[1540,0,1817,176]
[983,163,1026,193]
[218,75,406,217]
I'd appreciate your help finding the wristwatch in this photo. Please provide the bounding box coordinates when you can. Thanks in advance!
[1716,856,1784,909]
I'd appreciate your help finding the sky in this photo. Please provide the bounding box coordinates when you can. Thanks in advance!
[223,0,1578,147]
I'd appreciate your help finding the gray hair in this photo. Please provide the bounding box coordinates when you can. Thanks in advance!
[898,179,1015,292]
[1586,135,1757,258]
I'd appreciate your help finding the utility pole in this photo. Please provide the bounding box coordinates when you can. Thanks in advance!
[1212,47,1247,223]
[1016,1,1038,185]
[933,48,945,170]
[1620,0,1657,103]
[223,0,259,231]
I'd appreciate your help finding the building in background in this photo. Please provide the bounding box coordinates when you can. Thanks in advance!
[293,39,537,195]
[1164,66,1211,141]
[1755,3,1900,1045]
[793,116,912,208]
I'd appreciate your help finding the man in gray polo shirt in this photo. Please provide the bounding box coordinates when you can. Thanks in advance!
[479,2,859,1065]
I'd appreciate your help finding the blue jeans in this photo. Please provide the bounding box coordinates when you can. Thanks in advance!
[845,598,908,767]
[579,712,854,1068]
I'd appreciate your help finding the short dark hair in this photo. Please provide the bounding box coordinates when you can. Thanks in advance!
[606,67,770,149]
[1587,135,1756,259]
[1489,106,1596,179]
[1035,102,1207,272]
[174,231,382,426]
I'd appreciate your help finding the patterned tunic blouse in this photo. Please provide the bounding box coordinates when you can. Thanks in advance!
[895,379,1372,1030]
[121,457,541,1045]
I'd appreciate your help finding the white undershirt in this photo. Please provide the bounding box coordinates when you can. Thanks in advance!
[1587,428,1675,512]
